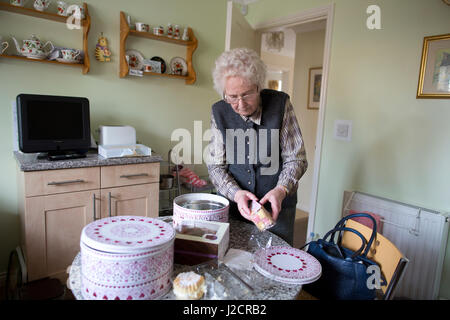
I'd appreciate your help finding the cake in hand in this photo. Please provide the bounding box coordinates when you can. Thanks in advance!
[250,200,275,231]
[173,271,206,300]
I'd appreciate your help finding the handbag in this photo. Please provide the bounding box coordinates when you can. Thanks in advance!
[302,213,386,300]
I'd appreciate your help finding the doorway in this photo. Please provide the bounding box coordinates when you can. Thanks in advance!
[226,2,334,245]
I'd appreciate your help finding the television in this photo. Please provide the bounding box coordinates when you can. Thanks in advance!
[16,94,91,160]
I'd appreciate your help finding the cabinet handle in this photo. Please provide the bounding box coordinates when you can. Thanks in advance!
[48,179,86,186]
[108,192,112,217]
[93,193,96,221]
[120,173,149,179]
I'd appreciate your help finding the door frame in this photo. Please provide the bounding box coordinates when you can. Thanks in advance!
[226,3,335,241]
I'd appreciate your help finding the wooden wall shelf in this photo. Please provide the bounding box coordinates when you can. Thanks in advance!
[119,11,197,84]
[0,2,91,74]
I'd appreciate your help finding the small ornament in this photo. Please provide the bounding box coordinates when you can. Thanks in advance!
[167,23,173,38]
[174,25,180,39]
[182,27,189,41]
[95,32,111,62]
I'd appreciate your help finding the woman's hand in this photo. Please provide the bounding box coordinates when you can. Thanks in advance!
[259,186,287,221]
[234,190,258,220]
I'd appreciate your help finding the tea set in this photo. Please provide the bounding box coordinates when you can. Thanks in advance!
[7,0,85,61]
[9,0,85,19]
[6,33,81,63]
[127,15,190,41]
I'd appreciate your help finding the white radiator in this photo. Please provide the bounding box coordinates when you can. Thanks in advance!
[342,191,449,300]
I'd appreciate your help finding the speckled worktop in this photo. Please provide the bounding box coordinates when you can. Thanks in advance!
[69,217,302,300]
[14,150,163,172]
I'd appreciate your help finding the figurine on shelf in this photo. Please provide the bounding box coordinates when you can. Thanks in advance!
[174,25,180,40]
[182,27,190,41]
[95,33,111,62]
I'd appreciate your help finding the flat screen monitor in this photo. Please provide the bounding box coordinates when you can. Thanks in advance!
[17,94,91,160]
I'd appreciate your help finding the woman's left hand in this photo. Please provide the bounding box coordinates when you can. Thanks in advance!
[259,186,287,222]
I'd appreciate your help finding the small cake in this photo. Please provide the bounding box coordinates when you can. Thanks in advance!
[250,201,275,231]
[173,271,206,300]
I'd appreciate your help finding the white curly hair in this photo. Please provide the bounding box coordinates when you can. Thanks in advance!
[212,48,267,96]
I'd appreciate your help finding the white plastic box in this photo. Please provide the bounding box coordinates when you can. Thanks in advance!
[98,144,151,159]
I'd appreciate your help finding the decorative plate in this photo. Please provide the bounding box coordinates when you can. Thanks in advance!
[81,216,175,254]
[253,246,322,285]
[125,49,144,70]
[150,56,166,73]
[169,56,187,76]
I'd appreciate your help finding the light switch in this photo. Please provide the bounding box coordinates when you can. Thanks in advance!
[334,120,352,141]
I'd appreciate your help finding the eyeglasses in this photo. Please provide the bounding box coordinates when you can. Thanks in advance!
[223,89,259,104]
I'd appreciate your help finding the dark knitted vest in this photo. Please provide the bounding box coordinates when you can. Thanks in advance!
[212,89,297,210]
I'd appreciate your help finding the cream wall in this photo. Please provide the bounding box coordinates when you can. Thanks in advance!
[292,29,325,213]
[0,0,227,274]
[247,0,450,299]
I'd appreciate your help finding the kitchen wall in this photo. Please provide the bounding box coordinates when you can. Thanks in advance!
[247,0,450,299]
[0,0,227,275]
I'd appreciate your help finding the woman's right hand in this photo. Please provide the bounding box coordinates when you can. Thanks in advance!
[234,190,258,221]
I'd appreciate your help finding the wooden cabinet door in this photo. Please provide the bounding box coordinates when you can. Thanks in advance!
[25,190,100,281]
[100,183,159,219]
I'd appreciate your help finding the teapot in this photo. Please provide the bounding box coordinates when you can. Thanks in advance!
[12,34,54,59]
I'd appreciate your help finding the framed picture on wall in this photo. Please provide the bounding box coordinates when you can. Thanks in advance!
[417,33,450,99]
[308,67,322,109]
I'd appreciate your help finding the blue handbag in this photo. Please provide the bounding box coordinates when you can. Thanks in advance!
[302,213,386,300]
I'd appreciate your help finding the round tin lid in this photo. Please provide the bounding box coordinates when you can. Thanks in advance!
[81,216,175,254]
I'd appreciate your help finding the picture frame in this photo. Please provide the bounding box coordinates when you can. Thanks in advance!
[416,33,450,99]
[307,67,322,109]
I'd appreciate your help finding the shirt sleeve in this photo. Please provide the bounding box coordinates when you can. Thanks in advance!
[276,97,308,194]
[206,112,242,201]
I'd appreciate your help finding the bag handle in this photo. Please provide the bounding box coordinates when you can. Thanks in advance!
[323,226,368,259]
[332,213,377,258]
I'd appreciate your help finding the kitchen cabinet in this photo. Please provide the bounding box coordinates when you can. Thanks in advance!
[17,162,160,282]
[0,2,90,74]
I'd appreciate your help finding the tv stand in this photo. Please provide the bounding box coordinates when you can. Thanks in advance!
[37,151,87,161]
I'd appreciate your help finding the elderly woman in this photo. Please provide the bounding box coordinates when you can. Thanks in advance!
[207,48,308,246]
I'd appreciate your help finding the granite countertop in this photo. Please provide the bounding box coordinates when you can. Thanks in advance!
[68,217,302,300]
[14,150,164,172]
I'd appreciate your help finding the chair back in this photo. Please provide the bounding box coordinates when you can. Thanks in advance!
[340,219,409,299]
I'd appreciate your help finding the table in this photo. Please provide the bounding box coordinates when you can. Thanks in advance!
[68,217,302,300]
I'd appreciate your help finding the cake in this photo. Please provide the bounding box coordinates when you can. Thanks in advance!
[250,201,275,231]
[173,271,206,300]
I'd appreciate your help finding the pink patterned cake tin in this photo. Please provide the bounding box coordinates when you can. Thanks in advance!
[80,216,175,300]
[173,193,229,228]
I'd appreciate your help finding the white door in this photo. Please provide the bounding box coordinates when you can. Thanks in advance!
[225,1,260,52]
